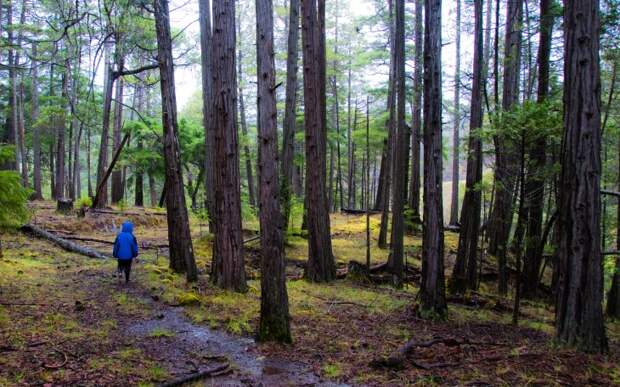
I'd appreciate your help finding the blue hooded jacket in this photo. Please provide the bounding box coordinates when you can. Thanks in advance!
[113,222,139,260]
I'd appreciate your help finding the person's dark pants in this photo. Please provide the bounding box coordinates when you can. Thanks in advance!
[117,259,132,282]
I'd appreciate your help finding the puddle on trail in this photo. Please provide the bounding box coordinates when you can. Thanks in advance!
[127,307,348,386]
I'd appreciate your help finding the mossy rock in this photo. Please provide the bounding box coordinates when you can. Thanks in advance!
[176,292,200,306]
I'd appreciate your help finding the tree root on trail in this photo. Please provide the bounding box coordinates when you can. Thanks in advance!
[20,224,111,259]
[158,362,231,387]
[370,337,468,369]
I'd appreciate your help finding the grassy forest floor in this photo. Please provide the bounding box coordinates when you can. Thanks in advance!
[1,202,619,386]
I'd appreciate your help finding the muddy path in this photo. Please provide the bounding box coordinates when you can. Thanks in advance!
[0,235,345,386]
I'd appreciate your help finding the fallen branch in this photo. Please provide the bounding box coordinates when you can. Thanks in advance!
[21,224,110,259]
[158,363,230,387]
[340,207,381,215]
[371,337,464,368]
[87,208,167,217]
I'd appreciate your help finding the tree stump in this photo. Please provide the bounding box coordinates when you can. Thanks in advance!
[56,199,74,214]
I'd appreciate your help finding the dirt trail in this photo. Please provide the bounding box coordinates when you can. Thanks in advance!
[0,234,346,386]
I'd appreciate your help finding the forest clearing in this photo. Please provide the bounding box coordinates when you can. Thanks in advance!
[2,0,620,385]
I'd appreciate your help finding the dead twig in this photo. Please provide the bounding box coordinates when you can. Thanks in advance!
[158,362,230,387]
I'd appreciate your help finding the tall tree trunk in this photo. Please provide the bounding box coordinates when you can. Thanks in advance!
[31,42,43,199]
[71,46,83,200]
[281,0,300,232]
[346,61,355,209]
[331,4,343,211]
[255,0,291,342]
[387,0,408,287]
[521,0,554,299]
[408,0,423,225]
[149,172,158,207]
[154,0,198,282]
[419,0,447,317]
[490,0,523,295]
[199,0,215,230]
[56,61,70,200]
[111,51,125,204]
[6,1,17,171]
[210,0,246,291]
[449,0,461,226]
[555,0,607,353]
[301,0,335,282]
[349,102,358,208]
[378,0,396,248]
[95,45,114,208]
[237,40,256,208]
[134,81,145,207]
[449,0,483,295]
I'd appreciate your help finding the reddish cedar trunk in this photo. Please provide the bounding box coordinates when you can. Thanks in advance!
[154,0,198,282]
[556,0,607,353]
[419,0,447,317]
[449,0,483,295]
[301,0,336,282]
[408,0,423,225]
[448,0,461,227]
[210,0,246,292]
[199,0,215,229]
[387,0,407,286]
[255,0,292,343]
[95,45,114,208]
[280,0,300,232]
[490,0,523,295]
[521,0,554,299]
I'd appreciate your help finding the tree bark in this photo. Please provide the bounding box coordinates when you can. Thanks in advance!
[280,0,300,232]
[111,52,125,204]
[199,0,215,230]
[556,0,607,353]
[31,42,43,199]
[95,45,114,208]
[255,0,292,343]
[301,0,336,282]
[56,61,70,200]
[408,0,423,225]
[210,0,247,292]
[419,0,447,317]
[6,1,17,171]
[154,0,198,282]
[448,0,461,227]
[449,0,483,295]
[387,0,408,287]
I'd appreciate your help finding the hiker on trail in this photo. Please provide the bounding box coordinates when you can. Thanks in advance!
[113,221,139,283]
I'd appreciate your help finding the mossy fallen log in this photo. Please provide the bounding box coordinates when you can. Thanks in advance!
[20,224,111,259]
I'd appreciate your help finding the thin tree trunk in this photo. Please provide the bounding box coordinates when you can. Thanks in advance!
[556,0,607,353]
[449,0,461,226]
[408,0,423,225]
[6,1,17,171]
[521,0,554,299]
[387,0,408,287]
[149,172,158,207]
[154,0,198,282]
[301,0,336,282]
[281,0,300,232]
[256,0,291,342]
[210,0,247,291]
[56,61,70,200]
[331,4,343,211]
[449,0,483,295]
[237,41,256,208]
[419,0,447,317]
[31,42,43,199]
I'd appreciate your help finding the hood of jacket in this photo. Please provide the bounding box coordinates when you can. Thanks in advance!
[121,221,134,233]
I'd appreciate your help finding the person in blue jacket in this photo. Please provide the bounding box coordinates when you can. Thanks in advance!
[113,221,139,283]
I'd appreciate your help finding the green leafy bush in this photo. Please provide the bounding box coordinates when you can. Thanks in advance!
[0,146,30,228]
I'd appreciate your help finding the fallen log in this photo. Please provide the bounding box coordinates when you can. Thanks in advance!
[47,233,168,250]
[158,363,230,387]
[340,207,381,215]
[20,224,110,259]
[370,337,464,368]
[87,208,167,217]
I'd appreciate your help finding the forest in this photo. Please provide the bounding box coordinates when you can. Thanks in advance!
[0,0,619,385]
